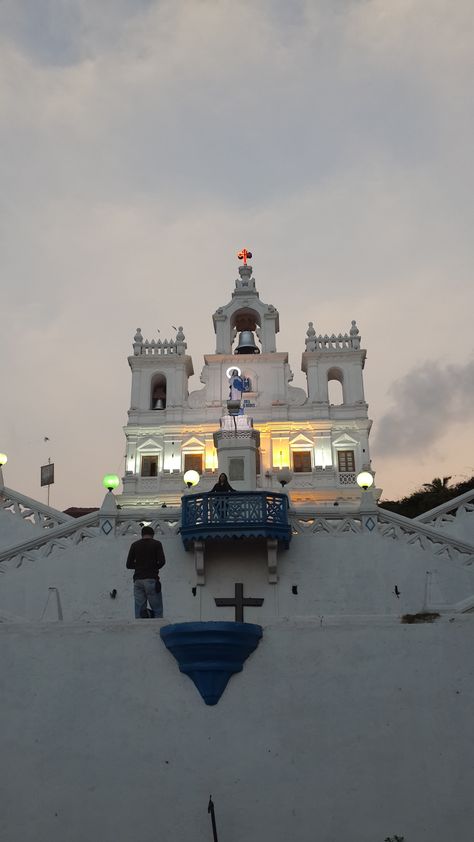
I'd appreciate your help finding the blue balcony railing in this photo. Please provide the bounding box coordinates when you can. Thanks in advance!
[181,491,291,548]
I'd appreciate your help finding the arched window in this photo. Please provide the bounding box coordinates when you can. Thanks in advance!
[150,373,167,410]
[327,367,344,405]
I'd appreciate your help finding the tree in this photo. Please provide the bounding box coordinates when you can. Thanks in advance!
[379,475,474,519]
[422,476,452,495]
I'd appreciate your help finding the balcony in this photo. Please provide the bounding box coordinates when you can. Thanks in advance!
[338,472,357,485]
[181,491,292,549]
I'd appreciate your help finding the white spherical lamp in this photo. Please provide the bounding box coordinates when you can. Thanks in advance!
[0,453,8,467]
[278,467,292,488]
[357,471,374,491]
[184,469,200,489]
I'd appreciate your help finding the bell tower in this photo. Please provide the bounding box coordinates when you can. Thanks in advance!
[212,253,280,355]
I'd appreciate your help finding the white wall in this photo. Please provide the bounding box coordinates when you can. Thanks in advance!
[1,617,474,842]
[1,527,474,623]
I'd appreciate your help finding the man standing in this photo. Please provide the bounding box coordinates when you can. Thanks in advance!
[126,525,166,619]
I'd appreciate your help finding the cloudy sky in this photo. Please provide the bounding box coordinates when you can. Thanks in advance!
[1,0,473,509]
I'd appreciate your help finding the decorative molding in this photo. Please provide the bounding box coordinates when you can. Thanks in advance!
[415,489,474,529]
[0,486,72,530]
[304,320,361,352]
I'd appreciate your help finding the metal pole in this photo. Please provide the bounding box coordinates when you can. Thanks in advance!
[208,796,218,842]
[47,457,51,507]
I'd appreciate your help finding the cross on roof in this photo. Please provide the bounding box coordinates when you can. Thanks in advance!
[215,582,264,623]
[237,248,252,265]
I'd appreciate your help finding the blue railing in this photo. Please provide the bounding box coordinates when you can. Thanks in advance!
[181,491,291,548]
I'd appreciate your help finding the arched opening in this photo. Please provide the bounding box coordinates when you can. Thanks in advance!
[327,367,344,405]
[150,373,167,410]
[231,308,261,354]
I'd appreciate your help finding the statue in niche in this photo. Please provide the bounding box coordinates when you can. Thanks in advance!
[228,368,244,401]
[227,368,247,416]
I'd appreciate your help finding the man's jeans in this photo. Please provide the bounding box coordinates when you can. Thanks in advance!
[133,578,163,619]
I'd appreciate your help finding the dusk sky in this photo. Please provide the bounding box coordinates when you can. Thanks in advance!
[1,0,473,510]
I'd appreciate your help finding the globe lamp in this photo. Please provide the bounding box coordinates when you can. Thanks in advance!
[103,474,120,492]
[278,467,292,488]
[0,453,8,467]
[184,469,200,489]
[356,471,374,491]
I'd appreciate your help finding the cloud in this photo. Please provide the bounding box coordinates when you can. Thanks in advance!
[373,360,474,456]
[1,0,474,505]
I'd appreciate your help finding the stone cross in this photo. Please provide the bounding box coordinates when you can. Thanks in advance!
[215,582,264,622]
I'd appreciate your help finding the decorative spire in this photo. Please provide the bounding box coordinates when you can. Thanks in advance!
[350,320,360,349]
[176,326,187,355]
[305,322,316,352]
[133,328,143,356]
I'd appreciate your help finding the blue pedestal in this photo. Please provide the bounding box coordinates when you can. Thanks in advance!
[160,621,263,705]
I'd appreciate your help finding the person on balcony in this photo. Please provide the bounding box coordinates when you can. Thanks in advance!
[126,525,166,618]
[210,473,235,493]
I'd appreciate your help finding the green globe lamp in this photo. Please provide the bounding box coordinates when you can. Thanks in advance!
[103,474,120,492]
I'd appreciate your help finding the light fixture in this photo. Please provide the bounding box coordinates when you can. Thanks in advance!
[227,400,242,417]
[278,467,292,488]
[184,469,200,489]
[356,471,374,491]
[103,474,120,492]
[0,453,8,467]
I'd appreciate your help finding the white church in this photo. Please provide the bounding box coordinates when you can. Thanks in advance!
[1,255,474,842]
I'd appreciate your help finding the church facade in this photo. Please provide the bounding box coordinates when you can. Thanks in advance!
[122,260,373,507]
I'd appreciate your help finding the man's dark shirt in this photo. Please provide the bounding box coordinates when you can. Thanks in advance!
[126,538,166,581]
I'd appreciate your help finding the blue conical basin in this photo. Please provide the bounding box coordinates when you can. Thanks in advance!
[160,621,263,705]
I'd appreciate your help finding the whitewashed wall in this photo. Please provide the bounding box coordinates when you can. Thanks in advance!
[1,528,474,623]
[1,617,474,842]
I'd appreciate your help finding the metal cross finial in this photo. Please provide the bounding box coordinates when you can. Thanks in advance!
[237,248,252,265]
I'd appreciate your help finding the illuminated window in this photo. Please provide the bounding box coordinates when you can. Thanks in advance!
[141,455,158,477]
[184,453,203,475]
[293,451,312,473]
[337,450,355,472]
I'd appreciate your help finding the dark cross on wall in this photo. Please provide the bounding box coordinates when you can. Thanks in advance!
[215,582,264,623]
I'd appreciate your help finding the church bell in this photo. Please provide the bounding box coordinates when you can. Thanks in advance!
[234,330,260,355]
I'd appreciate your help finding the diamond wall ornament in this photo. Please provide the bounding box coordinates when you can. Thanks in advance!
[101,520,113,535]
[365,516,376,532]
